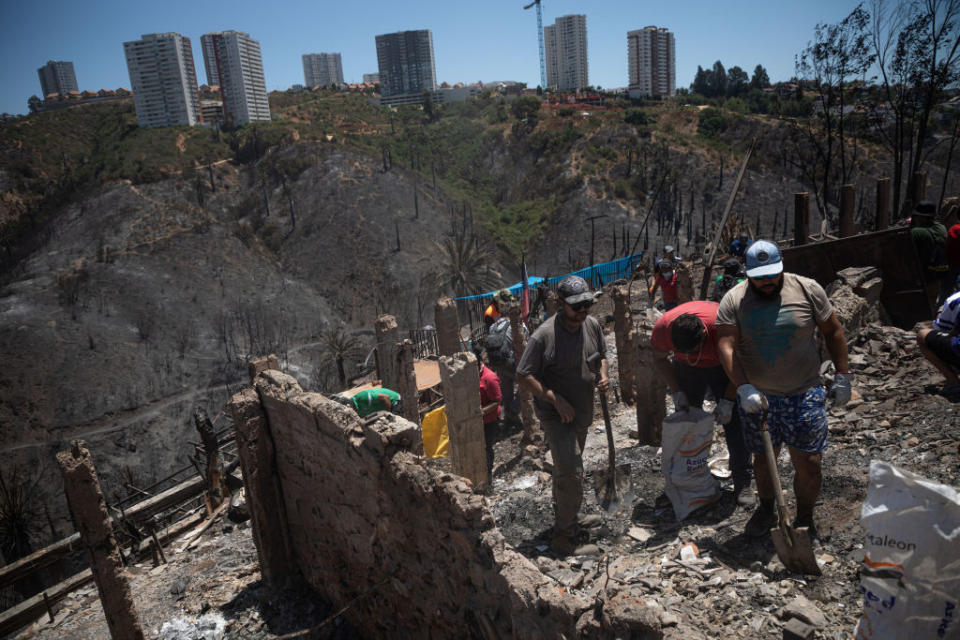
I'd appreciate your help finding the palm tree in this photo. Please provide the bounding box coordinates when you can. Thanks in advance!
[430,227,503,299]
[319,326,364,389]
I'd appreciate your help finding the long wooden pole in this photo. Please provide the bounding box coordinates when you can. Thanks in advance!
[698,139,756,300]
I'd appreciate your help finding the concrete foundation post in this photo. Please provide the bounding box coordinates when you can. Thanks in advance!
[57,441,145,640]
[674,262,694,304]
[439,352,489,488]
[434,297,460,357]
[397,338,421,428]
[228,388,297,589]
[248,354,280,384]
[375,315,401,390]
[633,326,666,446]
[610,285,637,405]
[508,306,538,443]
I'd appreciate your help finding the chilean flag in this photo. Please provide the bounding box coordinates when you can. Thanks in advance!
[521,254,530,326]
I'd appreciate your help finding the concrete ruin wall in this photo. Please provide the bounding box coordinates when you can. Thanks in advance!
[230,371,653,639]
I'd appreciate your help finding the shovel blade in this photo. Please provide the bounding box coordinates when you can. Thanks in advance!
[770,525,821,576]
[594,463,632,513]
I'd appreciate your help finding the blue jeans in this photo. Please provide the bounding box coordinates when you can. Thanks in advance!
[674,362,752,483]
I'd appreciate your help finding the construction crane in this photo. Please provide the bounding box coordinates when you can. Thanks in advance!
[523,0,547,90]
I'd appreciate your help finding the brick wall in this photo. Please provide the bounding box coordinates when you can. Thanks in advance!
[229,370,641,638]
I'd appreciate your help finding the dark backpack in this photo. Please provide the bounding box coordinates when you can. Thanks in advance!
[485,317,514,364]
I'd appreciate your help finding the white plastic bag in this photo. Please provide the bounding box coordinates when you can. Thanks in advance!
[661,408,720,520]
[854,460,960,639]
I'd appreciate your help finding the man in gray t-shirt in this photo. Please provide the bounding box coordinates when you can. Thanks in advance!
[716,240,851,541]
[517,275,608,555]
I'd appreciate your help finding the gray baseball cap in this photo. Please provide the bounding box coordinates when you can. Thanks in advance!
[557,275,597,305]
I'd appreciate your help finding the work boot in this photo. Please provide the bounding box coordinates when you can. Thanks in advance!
[744,501,777,537]
[577,513,602,529]
[733,478,756,507]
[792,513,821,546]
[550,534,577,556]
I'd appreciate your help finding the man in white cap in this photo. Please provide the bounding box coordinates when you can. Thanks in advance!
[517,275,609,555]
[716,240,852,541]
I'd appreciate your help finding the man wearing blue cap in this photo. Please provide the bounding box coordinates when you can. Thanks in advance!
[715,240,851,541]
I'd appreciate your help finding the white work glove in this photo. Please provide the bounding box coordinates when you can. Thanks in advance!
[672,391,690,412]
[715,398,735,425]
[736,384,764,414]
[831,373,853,407]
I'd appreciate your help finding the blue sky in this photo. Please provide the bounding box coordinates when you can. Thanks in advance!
[1,0,866,116]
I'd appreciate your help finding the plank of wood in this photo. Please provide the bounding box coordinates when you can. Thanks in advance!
[119,474,204,525]
[0,534,80,590]
[0,569,93,637]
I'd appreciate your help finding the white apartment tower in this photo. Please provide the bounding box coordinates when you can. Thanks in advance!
[627,26,676,98]
[544,14,588,91]
[199,34,220,86]
[123,33,201,128]
[203,31,271,126]
[302,53,344,87]
[375,30,436,106]
[37,60,79,97]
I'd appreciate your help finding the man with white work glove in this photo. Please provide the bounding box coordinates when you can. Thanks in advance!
[717,240,851,542]
[651,301,754,507]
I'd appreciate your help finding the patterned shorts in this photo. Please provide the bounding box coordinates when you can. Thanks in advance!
[739,386,828,454]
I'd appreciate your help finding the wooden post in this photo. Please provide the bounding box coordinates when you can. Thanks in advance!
[913,171,927,203]
[633,327,666,446]
[57,441,145,640]
[438,352,489,488]
[876,178,891,231]
[193,408,224,511]
[396,339,421,428]
[794,192,810,246]
[434,297,460,357]
[610,285,637,405]
[508,306,538,444]
[839,184,855,237]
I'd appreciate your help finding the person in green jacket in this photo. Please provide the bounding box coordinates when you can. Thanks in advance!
[910,201,949,312]
[344,388,402,417]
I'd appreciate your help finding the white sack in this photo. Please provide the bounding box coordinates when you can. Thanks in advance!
[854,460,960,639]
[661,408,720,520]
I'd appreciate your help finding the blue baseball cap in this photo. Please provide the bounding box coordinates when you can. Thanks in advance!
[745,240,783,278]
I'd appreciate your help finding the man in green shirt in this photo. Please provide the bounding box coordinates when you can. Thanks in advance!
[347,388,402,417]
[910,201,949,312]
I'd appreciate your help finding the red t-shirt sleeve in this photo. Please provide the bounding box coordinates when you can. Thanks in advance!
[650,316,673,353]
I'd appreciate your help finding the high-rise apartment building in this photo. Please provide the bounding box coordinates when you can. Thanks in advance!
[199,34,220,86]
[123,33,201,127]
[37,60,79,97]
[203,31,271,126]
[375,30,436,106]
[627,26,676,98]
[302,53,344,87]
[362,73,380,84]
[544,15,588,91]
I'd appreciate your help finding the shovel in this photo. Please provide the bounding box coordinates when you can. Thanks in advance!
[758,405,822,576]
[587,352,630,513]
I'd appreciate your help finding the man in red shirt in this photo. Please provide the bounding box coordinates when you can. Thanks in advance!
[475,348,503,477]
[649,259,679,310]
[651,300,754,506]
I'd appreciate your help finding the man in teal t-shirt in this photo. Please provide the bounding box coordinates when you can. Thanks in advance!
[349,388,401,417]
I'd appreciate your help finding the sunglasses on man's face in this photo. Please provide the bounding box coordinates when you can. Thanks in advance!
[570,301,593,311]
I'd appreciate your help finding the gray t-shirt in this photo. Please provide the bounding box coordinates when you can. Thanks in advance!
[516,313,605,427]
[716,273,833,396]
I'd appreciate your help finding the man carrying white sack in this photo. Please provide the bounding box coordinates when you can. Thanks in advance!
[716,240,851,541]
